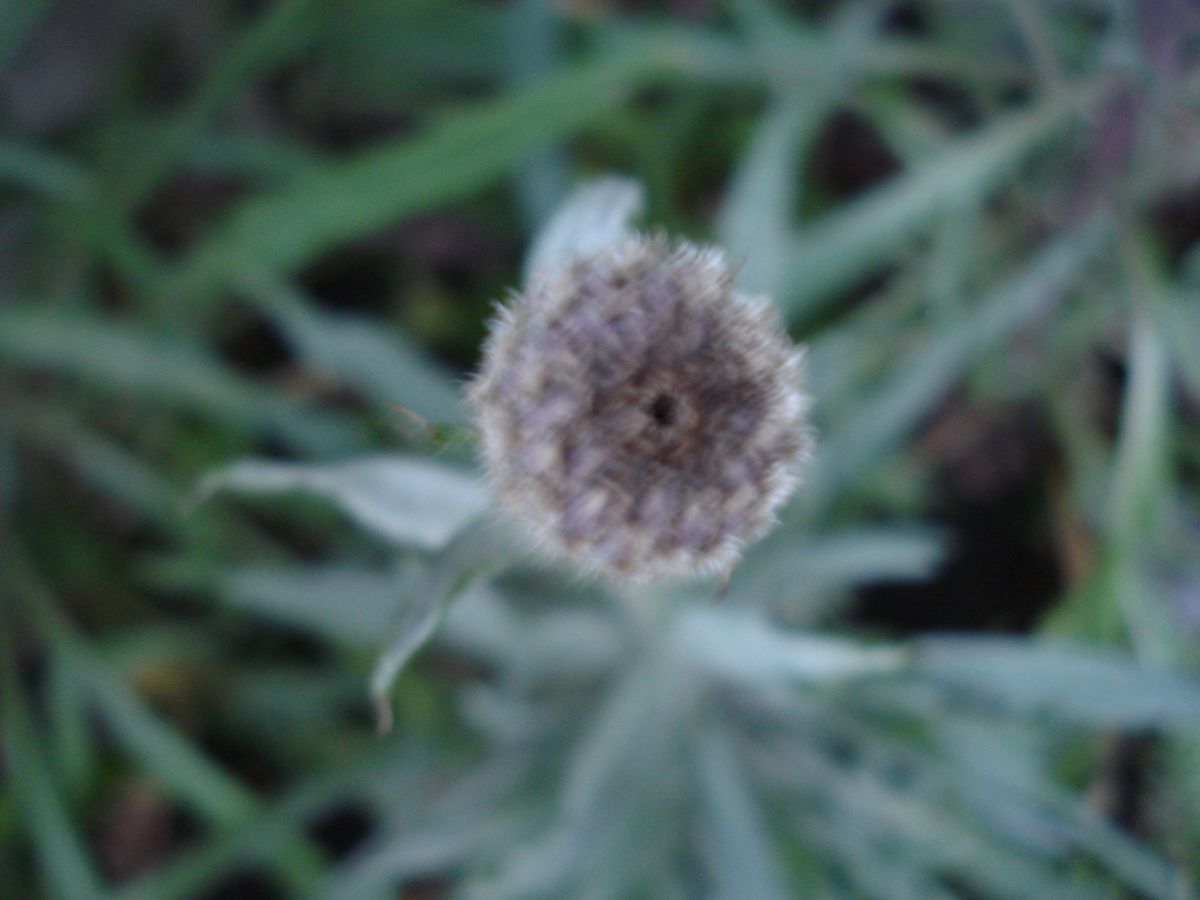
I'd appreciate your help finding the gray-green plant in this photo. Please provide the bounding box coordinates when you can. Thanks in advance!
[2,1,1199,898]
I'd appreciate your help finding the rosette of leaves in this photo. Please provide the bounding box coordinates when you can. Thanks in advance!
[193,448,1200,899]
[191,179,1200,899]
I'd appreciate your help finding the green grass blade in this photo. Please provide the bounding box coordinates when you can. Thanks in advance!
[8,407,181,532]
[1104,259,1181,663]
[317,0,509,96]
[183,131,325,185]
[0,305,364,454]
[778,84,1102,321]
[240,271,467,424]
[0,138,95,199]
[0,0,57,70]
[796,215,1111,519]
[0,631,105,899]
[113,746,417,900]
[117,0,326,203]
[76,651,257,823]
[506,0,571,228]
[47,654,96,793]
[2,539,324,892]
[171,48,663,300]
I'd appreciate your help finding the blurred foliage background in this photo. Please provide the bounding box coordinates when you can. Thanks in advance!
[3,0,1200,897]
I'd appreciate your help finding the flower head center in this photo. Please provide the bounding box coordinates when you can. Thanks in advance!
[648,393,677,428]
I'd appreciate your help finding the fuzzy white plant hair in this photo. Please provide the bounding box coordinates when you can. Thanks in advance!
[467,184,812,583]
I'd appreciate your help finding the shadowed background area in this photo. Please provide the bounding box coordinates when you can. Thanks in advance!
[3,1,1200,898]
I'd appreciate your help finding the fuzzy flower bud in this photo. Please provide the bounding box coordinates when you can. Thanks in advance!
[468,233,812,583]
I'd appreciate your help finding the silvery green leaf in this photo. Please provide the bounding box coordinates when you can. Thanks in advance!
[469,661,674,899]
[317,756,528,900]
[758,738,1105,900]
[473,655,691,900]
[696,725,788,900]
[790,803,946,900]
[1165,290,1200,400]
[934,718,1177,895]
[932,719,1073,854]
[730,528,943,620]
[561,658,665,819]
[515,610,625,682]
[371,519,524,731]
[1162,734,1200,846]
[196,455,489,550]
[918,637,1200,728]
[458,685,549,742]
[221,564,407,645]
[524,176,644,281]
[370,579,445,734]
[438,585,523,664]
[439,588,624,681]
[454,605,625,685]
[465,823,578,900]
[672,607,908,690]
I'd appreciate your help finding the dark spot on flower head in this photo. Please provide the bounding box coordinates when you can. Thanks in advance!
[649,393,677,427]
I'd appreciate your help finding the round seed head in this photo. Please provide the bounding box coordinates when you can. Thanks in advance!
[468,234,812,583]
